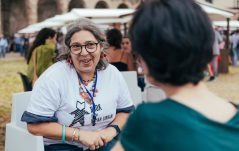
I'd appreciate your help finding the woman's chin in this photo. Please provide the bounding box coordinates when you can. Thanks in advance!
[78,67,95,74]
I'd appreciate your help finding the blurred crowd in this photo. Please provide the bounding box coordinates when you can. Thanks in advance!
[0,34,29,58]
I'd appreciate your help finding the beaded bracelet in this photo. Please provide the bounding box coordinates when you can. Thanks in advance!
[62,125,66,143]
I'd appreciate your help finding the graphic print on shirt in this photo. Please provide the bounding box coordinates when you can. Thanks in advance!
[69,101,103,126]
[69,101,89,126]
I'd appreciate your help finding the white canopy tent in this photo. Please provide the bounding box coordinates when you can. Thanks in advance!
[198,2,234,21]
[45,11,79,23]
[18,3,234,34]
[197,0,235,19]
[18,20,64,34]
[213,20,239,29]
[71,8,134,18]
[17,9,134,34]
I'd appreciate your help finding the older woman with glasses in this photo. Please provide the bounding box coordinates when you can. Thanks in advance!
[21,18,134,151]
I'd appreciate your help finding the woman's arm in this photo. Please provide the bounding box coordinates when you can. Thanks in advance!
[27,122,105,148]
[98,112,129,143]
[27,122,72,140]
[126,53,136,71]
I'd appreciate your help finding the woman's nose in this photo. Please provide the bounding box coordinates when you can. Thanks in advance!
[80,47,89,55]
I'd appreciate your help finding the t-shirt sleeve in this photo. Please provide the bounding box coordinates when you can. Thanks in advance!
[23,74,61,121]
[115,70,135,113]
[120,104,146,150]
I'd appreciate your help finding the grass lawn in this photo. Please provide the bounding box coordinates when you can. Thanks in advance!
[0,56,27,151]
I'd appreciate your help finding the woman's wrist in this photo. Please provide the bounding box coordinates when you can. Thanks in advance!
[65,127,78,142]
[68,127,81,142]
[105,126,117,138]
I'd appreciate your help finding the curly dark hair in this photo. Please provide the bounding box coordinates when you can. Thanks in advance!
[27,28,56,64]
[106,28,122,49]
[130,0,214,86]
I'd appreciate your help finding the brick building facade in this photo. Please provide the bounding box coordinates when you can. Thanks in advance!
[0,0,140,36]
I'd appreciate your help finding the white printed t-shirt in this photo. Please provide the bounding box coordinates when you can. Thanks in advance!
[22,61,134,148]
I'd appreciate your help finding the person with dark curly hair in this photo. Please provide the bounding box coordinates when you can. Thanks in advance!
[106,28,136,71]
[26,28,57,85]
[112,0,239,150]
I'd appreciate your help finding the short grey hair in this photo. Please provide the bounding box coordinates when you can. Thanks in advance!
[57,18,108,70]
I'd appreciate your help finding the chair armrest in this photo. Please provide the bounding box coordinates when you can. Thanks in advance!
[5,123,44,151]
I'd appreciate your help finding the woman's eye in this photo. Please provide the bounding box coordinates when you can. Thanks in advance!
[86,43,95,48]
[71,45,80,48]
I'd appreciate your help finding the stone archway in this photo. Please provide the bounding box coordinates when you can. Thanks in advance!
[8,0,28,35]
[95,1,109,9]
[118,3,129,8]
[37,0,57,22]
[68,0,86,11]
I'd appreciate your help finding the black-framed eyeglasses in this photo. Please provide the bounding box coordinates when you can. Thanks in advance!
[69,42,100,55]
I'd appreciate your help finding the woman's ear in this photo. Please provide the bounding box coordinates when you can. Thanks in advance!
[139,57,157,85]
[99,43,104,51]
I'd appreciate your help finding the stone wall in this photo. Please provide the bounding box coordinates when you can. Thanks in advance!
[0,0,140,36]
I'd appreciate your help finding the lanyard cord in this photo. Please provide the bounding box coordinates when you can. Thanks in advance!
[77,71,97,126]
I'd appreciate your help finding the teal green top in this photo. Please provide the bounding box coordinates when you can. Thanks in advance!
[121,98,239,151]
[27,42,55,82]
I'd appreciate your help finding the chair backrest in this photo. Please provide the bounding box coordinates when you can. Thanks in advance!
[121,71,142,106]
[17,72,32,91]
[11,91,32,129]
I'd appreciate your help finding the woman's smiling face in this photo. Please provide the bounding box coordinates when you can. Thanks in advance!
[70,30,102,74]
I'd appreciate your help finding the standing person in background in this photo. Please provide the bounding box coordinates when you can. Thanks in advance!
[23,35,30,59]
[26,28,56,85]
[14,34,24,55]
[0,34,8,58]
[230,30,239,66]
[112,0,239,150]
[21,18,134,151]
[106,28,136,71]
[121,35,145,91]
[208,28,222,81]
[8,36,15,52]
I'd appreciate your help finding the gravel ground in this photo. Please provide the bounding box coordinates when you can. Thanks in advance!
[0,53,239,151]
[206,67,239,104]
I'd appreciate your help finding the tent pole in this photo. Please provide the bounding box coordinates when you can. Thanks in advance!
[225,18,230,49]
[123,23,127,36]
[219,18,230,74]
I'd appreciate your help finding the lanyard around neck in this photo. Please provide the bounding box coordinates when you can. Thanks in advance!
[77,71,97,126]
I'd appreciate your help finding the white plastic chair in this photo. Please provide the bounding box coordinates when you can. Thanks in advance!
[143,78,166,102]
[5,92,44,151]
[121,71,143,106]
[144,84,166,102]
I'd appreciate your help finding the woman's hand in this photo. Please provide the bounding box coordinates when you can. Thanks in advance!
[98,127,117,144]
[78,130,105,150]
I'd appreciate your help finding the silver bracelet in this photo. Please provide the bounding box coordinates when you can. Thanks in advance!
[77,129,80,141]
[71,128,77,142]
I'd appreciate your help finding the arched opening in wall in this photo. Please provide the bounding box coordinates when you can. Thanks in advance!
[68,0,86,11]
[38,0,57,22]
[95,1,109,9]
[8,0,28,35]
[118,3,129,9]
